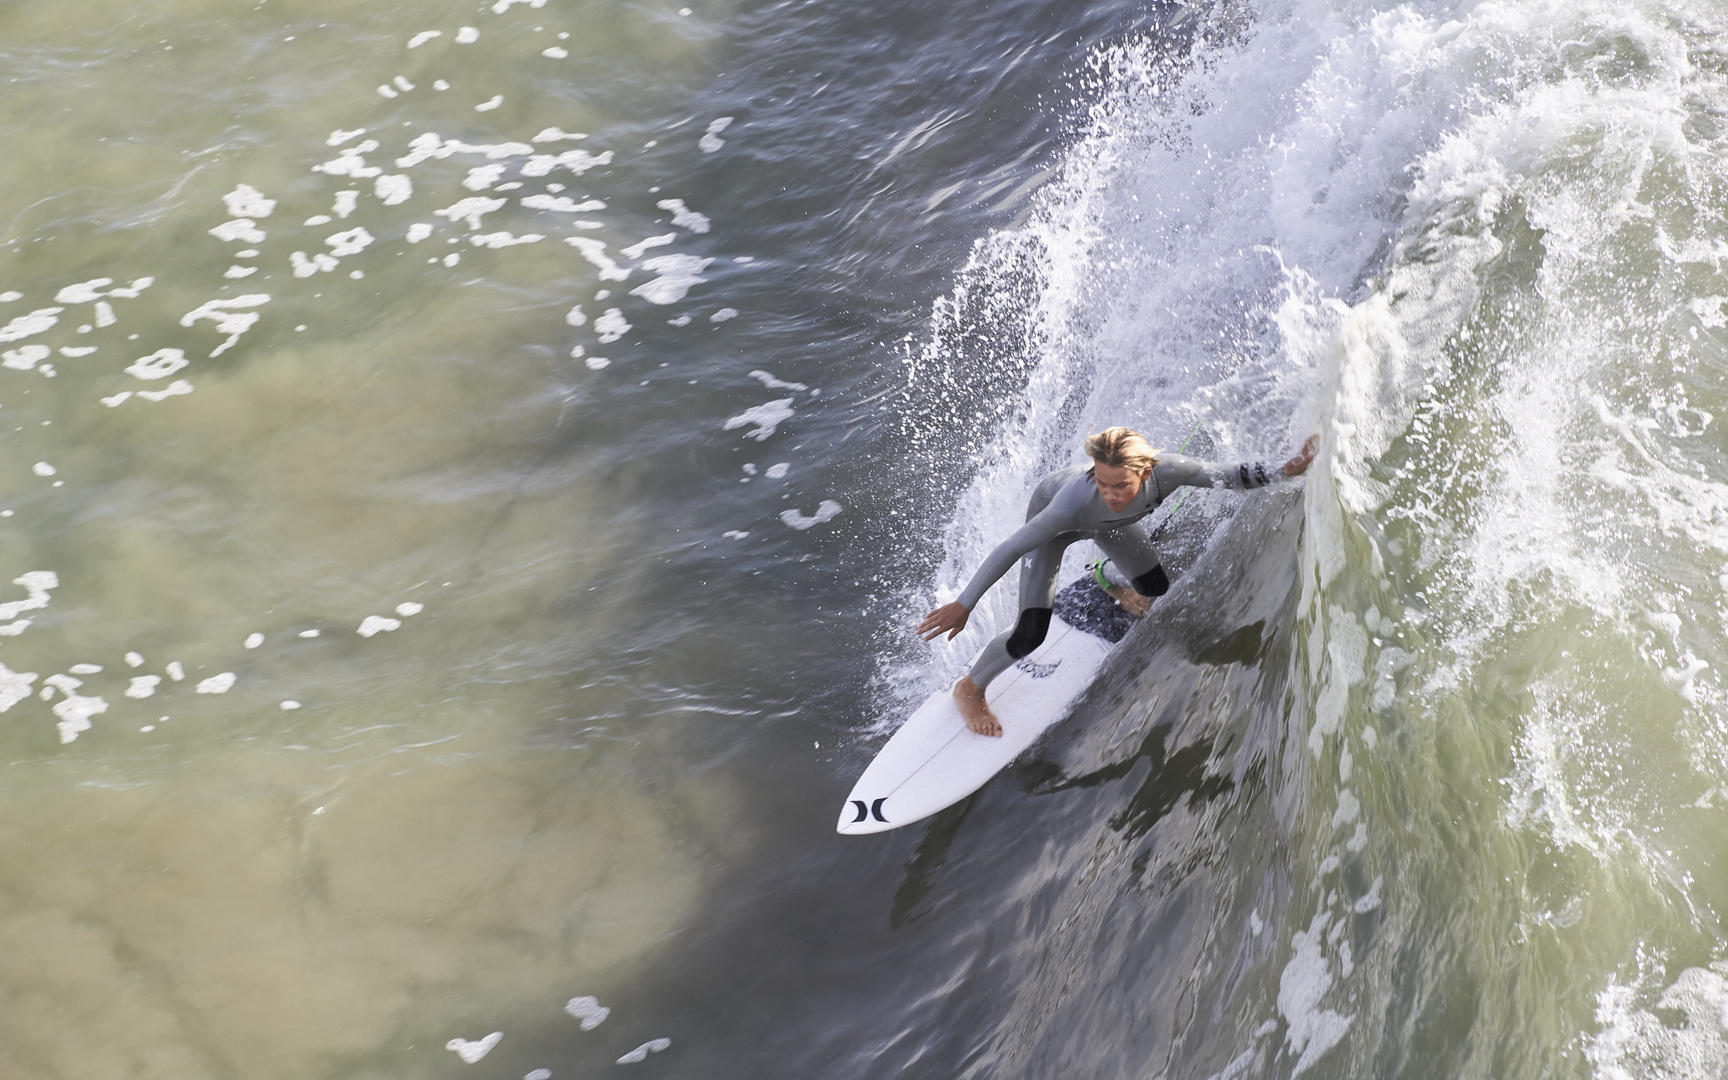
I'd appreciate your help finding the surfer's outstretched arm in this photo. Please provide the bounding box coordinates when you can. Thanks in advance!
[916,491,1077,642]
[1152,435,1319,494]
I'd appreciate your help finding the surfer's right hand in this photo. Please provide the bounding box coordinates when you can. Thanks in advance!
[918,601,970,641]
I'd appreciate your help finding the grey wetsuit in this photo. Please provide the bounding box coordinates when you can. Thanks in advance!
[961,453,1288,687]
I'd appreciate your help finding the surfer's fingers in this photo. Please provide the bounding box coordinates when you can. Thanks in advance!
[1284,435,1320,476]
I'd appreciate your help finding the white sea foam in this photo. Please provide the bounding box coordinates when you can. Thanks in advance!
[445,1032,500,1063]
[522,149,613,177]
[434,197,507,230]
[520,195,604,213]
[1589,963,1728,1080]
[209,219,266,243]
[748,370,805,394]
[314,141,383,179]
[781,501,841,530]
[1278,911,1352,1077]
[358,615,401,637]
[725,399,793,441]
[656,198,710,233]
[621,234,675,260]
[195,673,236,694]
[0,663,37,712]
[0,308,62,343]
[371,174,412,206]
[326,228,374,256]
[594,308,631,342]
[564,995,609,1029]
[53,691,107,744]
[136,379,193,402]
[470,232,544,248]
[699,116,733,153]
[407,31,440,48]
[3,345,50,371]
[566,238,630,281]
[630,254,710,304]
[616,1038,669,1065]
[464,164,506,191]
[54,278,115,304]
[291,251,339,277]
[180,295,269,355]
[222,184,276,218]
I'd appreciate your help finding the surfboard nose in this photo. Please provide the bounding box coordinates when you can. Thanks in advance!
[834,794,894,835]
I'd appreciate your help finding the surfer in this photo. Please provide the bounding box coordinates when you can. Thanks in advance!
[917,427,1319,736]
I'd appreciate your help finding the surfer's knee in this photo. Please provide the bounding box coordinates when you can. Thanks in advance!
[1005,607,1053,659]
[1132,565,1169,598]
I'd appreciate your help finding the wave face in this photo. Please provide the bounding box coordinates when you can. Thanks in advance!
[895,0,1728,1075]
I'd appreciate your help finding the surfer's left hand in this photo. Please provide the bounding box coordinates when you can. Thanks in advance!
[1283,434,1320,477]
[918,602,970,641]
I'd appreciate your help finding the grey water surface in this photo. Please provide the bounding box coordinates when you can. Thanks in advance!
[4,0,1728,1078]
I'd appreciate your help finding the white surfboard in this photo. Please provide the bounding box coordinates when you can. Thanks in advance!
[837,614,1111,835]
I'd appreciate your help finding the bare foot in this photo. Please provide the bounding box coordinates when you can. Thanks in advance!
[953,677,1002,737]
[1105,584,1150,617]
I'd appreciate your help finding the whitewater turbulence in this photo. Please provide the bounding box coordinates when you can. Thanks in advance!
[894,0,1728,1076]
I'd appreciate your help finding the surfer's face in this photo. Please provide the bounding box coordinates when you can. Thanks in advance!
[1093,462,1147,513]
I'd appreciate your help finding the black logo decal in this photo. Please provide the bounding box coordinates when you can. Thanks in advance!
[1015,657,1061,679]
[848,798,890,824]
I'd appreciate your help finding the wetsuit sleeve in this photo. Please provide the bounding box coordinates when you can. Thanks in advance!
[955,503,1071,610]
[1152,452,1287,494]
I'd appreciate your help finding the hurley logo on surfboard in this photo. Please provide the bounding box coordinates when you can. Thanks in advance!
[1013,657,1061,679]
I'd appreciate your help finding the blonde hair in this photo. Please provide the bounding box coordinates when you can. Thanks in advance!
[1085,426,1159,474]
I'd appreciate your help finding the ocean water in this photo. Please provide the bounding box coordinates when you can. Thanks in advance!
[3,0,1727,1077]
